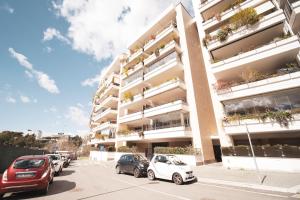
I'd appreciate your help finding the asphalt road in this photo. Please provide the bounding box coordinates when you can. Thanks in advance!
[2,160,299,200]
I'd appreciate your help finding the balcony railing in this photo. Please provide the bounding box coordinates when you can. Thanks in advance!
[144,51,178,74]
[123,69,143,86]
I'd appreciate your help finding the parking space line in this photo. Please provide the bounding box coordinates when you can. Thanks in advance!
[112,178,192,200]
[196,182,291,199]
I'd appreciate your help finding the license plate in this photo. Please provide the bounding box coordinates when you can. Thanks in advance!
[16,172,35,178]
[188,173,193,178]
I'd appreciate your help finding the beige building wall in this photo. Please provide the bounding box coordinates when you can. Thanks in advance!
[176,5,218,162]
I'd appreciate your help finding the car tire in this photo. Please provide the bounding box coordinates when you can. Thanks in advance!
[147,170,155,181]
[0,193,4,199]
[133,168,140,178]
[50,176,54,184]
[172,173,183,185]
[40,182,49,195]
[115,165,121,174]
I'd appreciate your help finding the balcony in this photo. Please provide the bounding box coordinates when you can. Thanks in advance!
[89,138,116,145]
[121,62,143,80]
[143,40,181,66]
[144,52,183,85]
[223,114,300,135]
[92,121,117,133]
[97,83,119,102]
[119,111,143,124]
[199,0,242,21]
[93,108,118,122]
[120,93,146,110]
[203,0,266,31]
[144,23,179,54]
[217,70,300,101]
[97,95,118,109]
[284,0,300,32]
[117,132,141,141]
[144,79,186,101]
[97,73,119,93]
[125,48,144,67]
[211,36,300,79]
[206,9,285,52]
[121,69,144,94]
[144,100,189,118]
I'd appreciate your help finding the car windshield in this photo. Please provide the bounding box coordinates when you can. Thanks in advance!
[167,155,186,165]
[49,155,60,160]
[133,154,147,161]
[14,159,45,169]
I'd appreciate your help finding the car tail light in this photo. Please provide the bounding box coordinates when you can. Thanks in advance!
[2,170,8,182]
[41,168,49,179]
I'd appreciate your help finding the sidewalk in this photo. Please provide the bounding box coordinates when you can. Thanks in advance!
[193,163,300,194]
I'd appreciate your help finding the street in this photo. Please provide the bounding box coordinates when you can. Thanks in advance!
[2,160,298,200]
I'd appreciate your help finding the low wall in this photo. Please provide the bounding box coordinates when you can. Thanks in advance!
[154,154,197,166]
[222,156,300,172]
[89,151,115,161]
[0,145,48,173]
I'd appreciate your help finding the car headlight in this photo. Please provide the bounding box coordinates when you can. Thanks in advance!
[2,170,8,182]
[42,168,49,179]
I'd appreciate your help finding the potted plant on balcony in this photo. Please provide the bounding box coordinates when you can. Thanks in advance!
[277,62,300,74]
[260,110,293,128]
[123,91,133,102]
[123,66,129,77]
[217,25,232,42]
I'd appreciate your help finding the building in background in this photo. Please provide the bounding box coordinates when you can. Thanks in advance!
[89,58,120,152]
[193,0,300,171]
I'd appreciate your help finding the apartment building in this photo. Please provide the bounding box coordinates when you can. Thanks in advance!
[115,3,218,164]
[193,0,300,171]
[89,58,120,151]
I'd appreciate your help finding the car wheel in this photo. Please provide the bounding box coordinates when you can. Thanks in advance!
[133,168,140,178]
[40,182,49,195]
[115,165,121,174]
[0,193,4,199]
[172,173,183,185]
[147,170,155,181]
[50,176,54,184]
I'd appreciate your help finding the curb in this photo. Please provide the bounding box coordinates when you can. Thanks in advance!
[196,177,299,194]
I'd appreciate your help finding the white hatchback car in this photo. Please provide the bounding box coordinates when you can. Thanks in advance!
[147,154,196,185]
[47,154,64,175]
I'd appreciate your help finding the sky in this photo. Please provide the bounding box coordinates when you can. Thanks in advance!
[0,0,193,137]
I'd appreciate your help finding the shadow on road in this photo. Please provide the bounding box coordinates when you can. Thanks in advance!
[3,180,76,199]
[59,170,75,177]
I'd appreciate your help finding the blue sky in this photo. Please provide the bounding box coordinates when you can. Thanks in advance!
[0,0,192,136]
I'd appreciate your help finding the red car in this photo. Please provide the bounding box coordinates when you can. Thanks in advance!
[0,155,54,198]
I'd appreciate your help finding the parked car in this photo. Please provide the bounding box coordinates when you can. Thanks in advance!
[147,154,196,185]
[60,154,71,168]
[46,154,64,175]
[115,154,149,178]
[0,155,54,198]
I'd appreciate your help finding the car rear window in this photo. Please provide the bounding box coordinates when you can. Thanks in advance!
[49,155,60,160]
[14,159,45,169]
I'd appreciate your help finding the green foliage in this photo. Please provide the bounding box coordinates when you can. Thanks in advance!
[154,145,197,155]
[70,135,83,147]
[0,131,46,148]
[123,92,133,101]
[230,7,259,29]
[260,110,293,127]
[217,25,232,42]
[117,146,137,153]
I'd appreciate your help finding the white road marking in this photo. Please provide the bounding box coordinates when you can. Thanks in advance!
[196,182,291,199]
[113,178,192,200]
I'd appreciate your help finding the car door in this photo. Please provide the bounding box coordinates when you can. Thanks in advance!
[119,155,127,172]
[126,155,135,173]
[153,155,170,180]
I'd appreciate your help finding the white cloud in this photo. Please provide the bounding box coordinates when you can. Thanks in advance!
[45,46,53,53]
[9,48,60,94]
[49,106,57,113]
[65,105,89,127]
[43,27,70,44]
[6,96,16,103]
[8,48,33,70]
[25,70,33,79]
[52,0,192,61]
[81,66,107,87]
[20,95,30,103]
[1,5,14,14]
[33,99,38,103]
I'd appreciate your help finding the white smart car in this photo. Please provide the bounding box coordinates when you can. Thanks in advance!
[47,154,64,175]
[147,154,196,185]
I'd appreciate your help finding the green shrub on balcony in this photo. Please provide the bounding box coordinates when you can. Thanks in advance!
[217,25,232,42]
[123,92,133,102]
[154,145,200,155]
[230,7,259,30]
[117,146,137,153]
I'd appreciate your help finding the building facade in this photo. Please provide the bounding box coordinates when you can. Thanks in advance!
[193,0,300,171]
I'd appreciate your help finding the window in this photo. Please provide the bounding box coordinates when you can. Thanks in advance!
[14,159,45,169]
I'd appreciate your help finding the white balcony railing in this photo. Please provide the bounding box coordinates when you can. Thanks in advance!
[119,111,143,124]
[144,100,188,118]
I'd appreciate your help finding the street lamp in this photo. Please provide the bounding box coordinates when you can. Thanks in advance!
[245,124,266,184]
